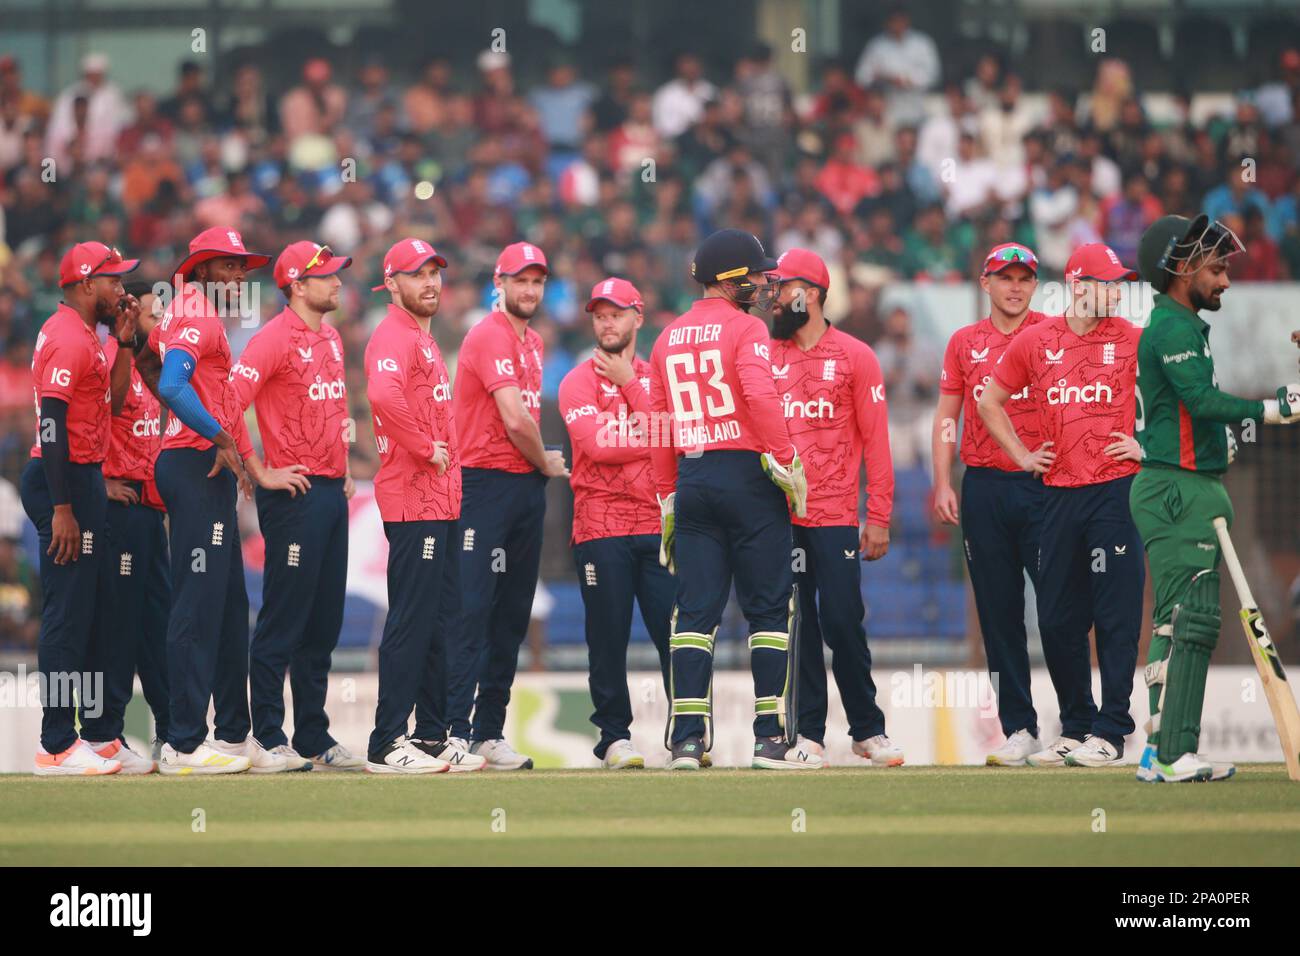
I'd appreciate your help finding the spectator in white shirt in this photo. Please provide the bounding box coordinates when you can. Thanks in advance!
[853,5,941,125]
[1029,159,1079,273]
[652,52,717,139]
[45,53,128,168]
[918,83,977,183]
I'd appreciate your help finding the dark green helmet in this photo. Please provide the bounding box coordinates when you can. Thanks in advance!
[1138,213,1245,292]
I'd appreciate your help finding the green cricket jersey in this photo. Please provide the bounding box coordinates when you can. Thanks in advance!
[1135,294,1265,474]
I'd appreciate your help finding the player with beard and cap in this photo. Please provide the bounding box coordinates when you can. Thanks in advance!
[558,278,673,769]
[979,242,1146,770]
[1128,214,1300,783]
[22,241,140,775]
[934,242,1052,766]
[767,248,901,767]
[650,228,819,770]
[445,241,568,771]
[144,226,312,776]
[228,241,361,771]
[364,239,485,773]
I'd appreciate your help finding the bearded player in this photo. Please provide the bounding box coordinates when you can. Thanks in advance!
[933,243,1050,766]
[650,229,818,770]
[230,241,360,771]
[979,243,1145,769]
[767,249,901,766]
[1130,214,1300,783]
[559,278,674,769]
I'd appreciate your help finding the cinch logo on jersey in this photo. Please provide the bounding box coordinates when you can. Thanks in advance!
[307,376,346,401]
[782,393,834,419]
[231,363,260,383]
[521,389,541,410]
[1046,379,1114,405]
[565,403,598,424]
[432,381,452,402]
[973,376,1029,402]
[131,415,161,437]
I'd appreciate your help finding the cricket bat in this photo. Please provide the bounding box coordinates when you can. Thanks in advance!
[1213,517,1300,781]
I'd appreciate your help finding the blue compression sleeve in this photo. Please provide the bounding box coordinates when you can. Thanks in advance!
[159,349,221,440]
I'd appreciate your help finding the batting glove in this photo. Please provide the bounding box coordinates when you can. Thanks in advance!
[762,447,808,518]
[658,492,676,574]
[1263,384,1300,424]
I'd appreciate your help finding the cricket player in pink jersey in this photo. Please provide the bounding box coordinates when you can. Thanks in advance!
[649,228,819,771]
[145,226,311,776]
[22,241,141,776]
[363,239,485,774]
[229,241,360,771]
[979,242,1146,769]
[933,242,1051,766]
[447,241,568,771]
[559,278,673,769]
[767,248,902,766]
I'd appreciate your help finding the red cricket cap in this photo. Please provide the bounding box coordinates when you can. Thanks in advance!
[981,242,1039,276]
[370,238,447,291]
[274,241,352,289]
[773,247,830,290]
[585,277,643,312]
[1066,242,1137,282]
[494,241,549,277]
[174,226,270,281]
[59,241,140,287]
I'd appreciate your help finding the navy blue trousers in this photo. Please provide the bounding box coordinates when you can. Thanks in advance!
[154,447,250,753]
[19,458,108,754]
[369,518,459,755]
[793,524,886,744]
[80,496,171,744]
[960,467,1043,738]
[573,533,673,758]
[1037,474,1144,748]
[250,478,347,756]
[672,450,792,742]
[447,468,546,742]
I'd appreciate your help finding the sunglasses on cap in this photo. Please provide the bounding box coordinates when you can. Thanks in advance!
[303,244,333,274]
[983,244,1039,274]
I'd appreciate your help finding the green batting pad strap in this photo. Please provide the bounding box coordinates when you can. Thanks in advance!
[671,698,711,716]
[755,695,785,717]
[1159,570,1221,763]
[748,631,789,652]
[670,632,714,653]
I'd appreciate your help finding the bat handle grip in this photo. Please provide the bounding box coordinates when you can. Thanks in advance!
[1212,516,1257,609]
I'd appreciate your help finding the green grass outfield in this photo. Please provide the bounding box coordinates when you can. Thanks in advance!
[2,765,1298,866]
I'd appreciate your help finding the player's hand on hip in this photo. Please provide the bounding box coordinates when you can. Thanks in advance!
[49,504,80,565]
[429,441,450,475]
[105,478,139,505]
[592,348,634,387]
[933,484,959,525]
[542,449,570,479]
[1104,432,1143,462]
[861,523,889,561]
[344,473,355,500]
[1017,441,1055,476]
[260,464,312,497]
[1263,384,1300,424]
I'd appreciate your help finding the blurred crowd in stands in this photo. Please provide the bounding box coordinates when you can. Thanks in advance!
[2,6,1300,649]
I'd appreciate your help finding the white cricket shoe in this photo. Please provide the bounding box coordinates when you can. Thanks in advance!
[852,734,904,767]
[1064,735,1122,767]
[1026,736,1084,767]
[88,739,156,775]
[410,736,487,772]
[34,739,121,777]
[752,735,824,770]
[796,736,827,765]
[311,743,366,771]
[1142,748,1230,783]
[985,729,1040,766]
[601,739,645,769]
[158,741,251,776]
[366,738,450,775]
[266,744,313,772]
[209,736,289,774]
[470,738,534,770]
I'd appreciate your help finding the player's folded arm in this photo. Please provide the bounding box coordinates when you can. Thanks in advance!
[366,368,436,459]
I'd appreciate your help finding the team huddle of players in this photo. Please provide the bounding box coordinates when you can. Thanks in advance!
[22,214,1299,778]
